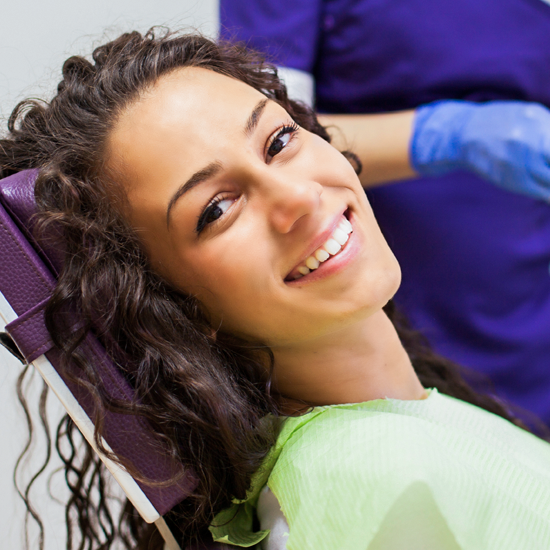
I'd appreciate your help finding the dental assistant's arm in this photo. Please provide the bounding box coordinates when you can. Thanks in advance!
[321,101,550,203]
[318,111,417,188]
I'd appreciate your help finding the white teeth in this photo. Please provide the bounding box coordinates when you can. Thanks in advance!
[344,218,352,230]
[324,238,341,255]
[305,256,320,270]
[339,218,352,234]
[332,227,349,246]
[289,215,353,280]
[314,248,330,262]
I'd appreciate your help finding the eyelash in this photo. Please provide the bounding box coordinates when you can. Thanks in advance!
[266,121,300,160]
[196,194,232,234]
[196,121,300,234]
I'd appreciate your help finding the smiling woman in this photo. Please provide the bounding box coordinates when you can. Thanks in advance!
[109,66,402,366]
[1,29,550,550]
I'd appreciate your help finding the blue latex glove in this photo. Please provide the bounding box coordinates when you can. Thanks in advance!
[410,100,550,202]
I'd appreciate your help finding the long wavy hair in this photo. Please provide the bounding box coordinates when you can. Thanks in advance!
[0,29,532,550]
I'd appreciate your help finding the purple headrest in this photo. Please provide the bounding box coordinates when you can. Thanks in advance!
[0,169,38,233]
[0,169,195,516]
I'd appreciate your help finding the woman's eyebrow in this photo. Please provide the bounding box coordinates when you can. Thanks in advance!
[166,162,222,226]
[244,98,269,137]
[166,98,270,227]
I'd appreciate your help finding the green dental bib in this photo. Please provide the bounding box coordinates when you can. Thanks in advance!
[210,389,550,549]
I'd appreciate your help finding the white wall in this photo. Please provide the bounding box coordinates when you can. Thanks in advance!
[0,2,218,548]
[0,0,218,125]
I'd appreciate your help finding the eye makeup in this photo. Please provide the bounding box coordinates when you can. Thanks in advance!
[195,121,301,233]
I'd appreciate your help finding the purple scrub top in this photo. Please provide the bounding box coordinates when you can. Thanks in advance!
[220,0,550,424]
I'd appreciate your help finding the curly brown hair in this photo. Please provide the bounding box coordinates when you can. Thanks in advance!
[0,28,530,550]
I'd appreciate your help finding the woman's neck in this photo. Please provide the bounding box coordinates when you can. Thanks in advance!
[271,308,426,410]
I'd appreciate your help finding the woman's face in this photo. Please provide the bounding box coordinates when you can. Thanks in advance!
[108,67,400,347]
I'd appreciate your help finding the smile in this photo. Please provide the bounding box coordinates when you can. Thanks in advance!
[286,215,353,281]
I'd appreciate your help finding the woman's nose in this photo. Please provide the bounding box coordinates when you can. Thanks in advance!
[265,176,323,234]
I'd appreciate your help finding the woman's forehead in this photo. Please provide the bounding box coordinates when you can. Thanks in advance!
[107,67,267,178]
[119,67,265,136]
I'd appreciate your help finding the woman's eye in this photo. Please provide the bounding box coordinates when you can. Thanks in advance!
[267,123,299,161]
[197,198,234,233]
[268,132,291,158]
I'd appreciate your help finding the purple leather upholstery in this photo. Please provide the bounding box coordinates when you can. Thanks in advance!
[0,170,197,516]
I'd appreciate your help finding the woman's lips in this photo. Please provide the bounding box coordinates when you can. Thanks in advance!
[285,211,355,283]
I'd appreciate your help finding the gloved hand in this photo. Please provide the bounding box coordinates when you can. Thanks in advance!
[410,100,550,202]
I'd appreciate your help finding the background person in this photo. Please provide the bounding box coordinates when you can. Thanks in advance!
[219,0,550,425]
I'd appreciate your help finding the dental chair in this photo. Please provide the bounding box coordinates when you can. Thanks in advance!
[0,169,232,550]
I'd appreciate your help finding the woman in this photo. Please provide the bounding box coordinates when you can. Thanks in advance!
[2,30,550,550]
